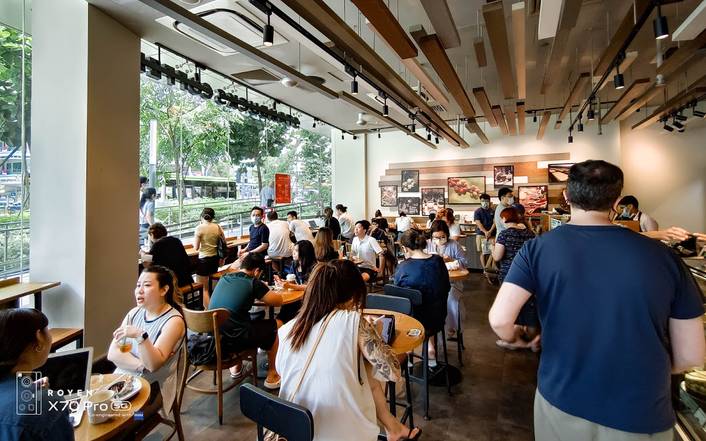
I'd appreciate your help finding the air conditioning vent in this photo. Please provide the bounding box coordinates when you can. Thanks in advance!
[156,0,287,56]
[412,84,446,113]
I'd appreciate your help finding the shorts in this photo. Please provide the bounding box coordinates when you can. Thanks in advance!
[196,255,220,276]
[222,319,278,354]
[359,267,378,282]
[475,235,494,254]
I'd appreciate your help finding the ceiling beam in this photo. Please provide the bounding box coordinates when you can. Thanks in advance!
[656,29,706,78]
[593,0,650,77]
[504,105,518,136]
[474,38,488,67]
[466,119,490,144]
[632,86,706,130]
[556,72,590,127]
[601,78,651,124]
[351,0,417,59]
[280,0,468,147]
[472,87,498,127]
[538,0,563,39]
[411,27,476,117]
[483,1,516,99]
[492,105,509,135]
[539,0,582,94]
[419,0,461,49]
[512,2,526,100]
[615,86,663,121]
[537,111,551,140]
[673,0,706,41]
[517,101,526,135]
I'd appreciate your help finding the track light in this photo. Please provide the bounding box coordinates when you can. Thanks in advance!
[672,120,684,130]
[435,136,439,144]
[341,133,345,140]
[614,72,624,89]
[662,119,674,132]
[353,135,358,140]
[674,113,687,122]
[587,105,595,121]
[533,111,537,123]
[427,130,432,141]
[263,11,274,47]
[377,129,381,139]
[694,109,705,118]
[351,74,358,95]
[568,134,573,144]
[382,99,389,117]
[312,119,317,128]
[653,4,669,40]
[577,116,584,133]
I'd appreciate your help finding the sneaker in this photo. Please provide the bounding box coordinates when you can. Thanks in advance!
[263,377,281,390]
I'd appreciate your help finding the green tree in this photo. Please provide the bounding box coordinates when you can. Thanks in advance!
[0,24,30,149]
[296,129,332,205]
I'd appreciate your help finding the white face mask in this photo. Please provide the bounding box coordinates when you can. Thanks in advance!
[481,201,489,209]
[251,215,262,225]
[621,208,631,218]
[506,197,515,205]
[432,237,448,246]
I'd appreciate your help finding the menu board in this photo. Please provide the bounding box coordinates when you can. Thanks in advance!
[275,173,291,204]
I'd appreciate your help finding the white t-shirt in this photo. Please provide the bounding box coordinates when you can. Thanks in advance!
[289,219,315,242]
[338,212,354,239]
[267,219,293,258]
[448,223,462,239]
[396,216,412,233]
[351,235,383,270]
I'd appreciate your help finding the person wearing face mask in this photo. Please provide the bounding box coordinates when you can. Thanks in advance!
[494,187,515,235]
[426,220,468,339]
[474,193,496,274]
[239,206,270,258]
[615,195,659,233]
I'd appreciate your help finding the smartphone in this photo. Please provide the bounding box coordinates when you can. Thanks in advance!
[378,315,396,345]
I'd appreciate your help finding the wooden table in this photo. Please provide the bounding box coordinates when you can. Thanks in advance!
[363,308,425,355]
[448,268,470,281]
[186,237,250,258]
[0,281,60,311]
[74,374,151,441]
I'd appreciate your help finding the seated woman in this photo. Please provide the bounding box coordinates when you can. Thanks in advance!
[313,227,340,262]
[426,220,468,339]
[274,240,317,323]
[277,260,421,441]
[492,207,539,351]
[108,265,186,412]
[0,309,73,441]
[393,229,450,366]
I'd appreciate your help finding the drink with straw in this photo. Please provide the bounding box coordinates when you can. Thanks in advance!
[118,324,132,353]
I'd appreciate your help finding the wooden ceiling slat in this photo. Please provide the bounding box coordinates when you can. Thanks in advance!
[556,72,590,128]
[419,0,461,49]
[601,78,651,124]
[474,38,488,67]
[539,0,581,94]
[472,87,498,127]
[593,0,650,77]
[280,0,468,147]
[512,2,526,100]
[656,29,706,78]
[632,86,706,130]
[616,87,663,121]
[466,118,490,144]
[483,1,515,99]
[517,102,526,135]
[505,105,518,136]
[537,111,551,140]
[351,0,417,59]
[492,105,509,135]
[414,31,477,117]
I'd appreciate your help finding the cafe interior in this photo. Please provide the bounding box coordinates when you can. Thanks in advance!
[2,0,706,440]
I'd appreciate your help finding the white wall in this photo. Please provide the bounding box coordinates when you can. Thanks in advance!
[363,119,621,219]
[331,130,367,222]
[621,115,706,232]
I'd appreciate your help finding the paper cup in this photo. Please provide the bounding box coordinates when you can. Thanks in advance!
[286,274,296,282]
[87,389,115,424]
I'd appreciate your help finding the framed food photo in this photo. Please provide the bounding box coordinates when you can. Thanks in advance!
[398,197,420,215]
[493,165,514,187]
[421,188,445,215]
[447,176,485,204]
[380,185,398,207]
[518,185,549,215]
[547,163,573,183]
[400,170,420,192]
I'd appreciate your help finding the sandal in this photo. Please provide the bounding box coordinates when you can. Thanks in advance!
[495,339,527,350]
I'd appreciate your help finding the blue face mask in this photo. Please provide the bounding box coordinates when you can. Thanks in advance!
[251,215,262,225]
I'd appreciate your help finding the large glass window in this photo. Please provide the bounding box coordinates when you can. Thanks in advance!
[139,41,332,239]
[0,0,31,278]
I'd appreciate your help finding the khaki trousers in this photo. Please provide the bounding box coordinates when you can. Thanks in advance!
[534,390,674,441]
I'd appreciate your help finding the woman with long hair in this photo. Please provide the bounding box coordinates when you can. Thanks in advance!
[277,260,421,441]
[313,227,340,262]
[0,309,73,440]
[274,240,318,323]
[445,208,461,241]
[194,207,226,306]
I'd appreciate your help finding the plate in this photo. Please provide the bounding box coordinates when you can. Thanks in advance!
[106,376,142,401]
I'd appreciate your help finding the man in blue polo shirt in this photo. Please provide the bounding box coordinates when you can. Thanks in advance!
[473,193,495,274]
[239,206,269,257]
[489,160,705,440]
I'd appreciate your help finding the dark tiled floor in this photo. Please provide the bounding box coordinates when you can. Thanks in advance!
[148,276,538,440]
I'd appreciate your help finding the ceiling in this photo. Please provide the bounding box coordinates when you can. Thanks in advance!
[89,0,706,141]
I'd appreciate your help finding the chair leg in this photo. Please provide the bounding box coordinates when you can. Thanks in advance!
[217,368,224,425]
[440,330,451,396]
[422,338,430,420]
[174,407,185,441]
[457,308,464,367]
[403,357,414,429]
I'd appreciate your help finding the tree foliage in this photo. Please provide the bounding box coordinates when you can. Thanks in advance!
[0,25,30,148]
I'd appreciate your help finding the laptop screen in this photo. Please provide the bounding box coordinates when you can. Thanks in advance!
[308,220,318,229]
[38,348,92,396]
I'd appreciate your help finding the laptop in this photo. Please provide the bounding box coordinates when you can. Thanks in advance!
[308,220,318,229]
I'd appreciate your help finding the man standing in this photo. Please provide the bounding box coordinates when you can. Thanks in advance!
[616,195,659,232]
[286,211,314,242]
[494,187,514,235]
[473,193,495,274]
[260,181,275,208]
[239,206,269,257]
[489,160,705,441]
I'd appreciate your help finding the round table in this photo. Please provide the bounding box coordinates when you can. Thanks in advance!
[74,374,151,441]
[254,287,305,306]
[448,268,470,281]
[363,308,425,354]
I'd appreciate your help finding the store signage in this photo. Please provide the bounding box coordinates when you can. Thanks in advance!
[275,173,291,204]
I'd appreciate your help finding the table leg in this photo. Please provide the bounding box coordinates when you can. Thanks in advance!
[34,292,42,311]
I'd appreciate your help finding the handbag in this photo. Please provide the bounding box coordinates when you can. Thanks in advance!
[263,311,336,441]
[216,226,227,259]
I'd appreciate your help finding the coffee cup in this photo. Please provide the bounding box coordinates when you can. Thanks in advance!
[87,389,115,424]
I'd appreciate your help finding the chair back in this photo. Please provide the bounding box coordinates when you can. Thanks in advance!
[240,383,314,441]
[181,307,230,334]
[366,294,412,315]
[383,284,423,306]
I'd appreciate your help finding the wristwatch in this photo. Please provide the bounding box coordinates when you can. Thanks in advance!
[136,331,148,345]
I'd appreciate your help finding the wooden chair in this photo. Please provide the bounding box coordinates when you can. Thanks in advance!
[182,308,257,425]
[177,283,203,311]
[240,383,314,441]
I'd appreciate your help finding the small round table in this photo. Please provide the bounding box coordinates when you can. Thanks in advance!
[448,268,470,281]
[362,308,425,354]
[74,374,151,441]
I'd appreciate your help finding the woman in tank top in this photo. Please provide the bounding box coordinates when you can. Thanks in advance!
[276,260,421,441]
[108,265,185,411]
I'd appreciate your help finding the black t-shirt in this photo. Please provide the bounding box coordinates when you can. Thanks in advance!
[247,223,270,253]
[325,217,341,239]
[506,224,705,433]
[149,236,193,287]
[208,272,270,340]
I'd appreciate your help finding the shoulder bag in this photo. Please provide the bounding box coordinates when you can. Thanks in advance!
[216,225,228,259]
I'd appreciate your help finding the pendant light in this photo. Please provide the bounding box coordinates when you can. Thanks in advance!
[613,52,625,90]
[351,73,358,95]
[577,115,584,132]
[263,11,274,47]
[653,3,669,40]
[382,97,389,117]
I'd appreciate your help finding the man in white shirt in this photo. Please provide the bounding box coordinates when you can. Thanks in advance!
[395,212,413,238]
[266,211,293,259]
[351,220,385,282]
[286,211,315,242]
[616,195,659,232]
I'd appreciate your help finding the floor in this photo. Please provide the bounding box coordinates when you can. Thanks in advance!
[149,275,539,441]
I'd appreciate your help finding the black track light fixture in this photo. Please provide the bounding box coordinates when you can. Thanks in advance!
[613,53,625,90]
[263,11,274,47]
[694,107,706,118]
[533,111,537,123]
[312,118,317,128]
[587,104,595,121]
[377,129,381,139]
[663,123,674,132]
[353,135,358,140]
[409,114,416,133]
[568,133,574,144]
[653,4,669,40]
[382,97,389,117]
[577,115,584,132]
[435,136,439,144]
[341,133,345,140]
[351,74,358,95]
[427,129,432,141]
[672,119,684,130]
[674,113,687,122]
